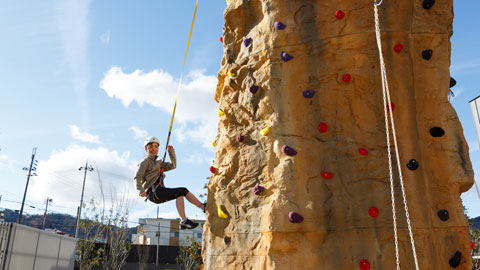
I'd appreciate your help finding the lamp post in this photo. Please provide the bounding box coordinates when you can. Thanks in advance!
[74,161,94,238]
[18,148,37,224]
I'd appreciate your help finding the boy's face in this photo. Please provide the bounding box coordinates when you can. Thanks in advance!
[145,143,159,156]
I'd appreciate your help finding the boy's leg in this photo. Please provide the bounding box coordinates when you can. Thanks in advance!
[185,192,203,209]
[176,197,187,221]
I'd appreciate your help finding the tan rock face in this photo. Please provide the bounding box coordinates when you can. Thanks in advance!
[203,0,474,269]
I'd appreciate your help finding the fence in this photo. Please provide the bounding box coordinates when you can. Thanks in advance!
[0,222,77,270]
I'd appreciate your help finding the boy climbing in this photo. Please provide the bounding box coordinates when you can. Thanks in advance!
[134,136,206,229]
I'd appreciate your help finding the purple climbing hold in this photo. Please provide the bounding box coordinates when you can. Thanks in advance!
[253,185,265,195]
[250,84,259,94]
[302,90,315,98]
[237,135,245,143]
[288,212,304,223]
[281,145,297,156]
[281,51,293,62]
[243,37,252,47]
[274,21,286,30]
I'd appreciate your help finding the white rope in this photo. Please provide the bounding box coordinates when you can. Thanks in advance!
[373,2,420,270]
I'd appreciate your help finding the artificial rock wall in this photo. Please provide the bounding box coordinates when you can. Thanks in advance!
[203,0,474,269]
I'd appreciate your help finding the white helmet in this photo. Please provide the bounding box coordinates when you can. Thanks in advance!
[144,136,160,147]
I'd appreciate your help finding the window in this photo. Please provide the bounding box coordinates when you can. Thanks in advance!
[196,233,202,238]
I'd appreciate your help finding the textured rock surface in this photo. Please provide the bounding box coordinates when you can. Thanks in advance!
[203,0,474,269]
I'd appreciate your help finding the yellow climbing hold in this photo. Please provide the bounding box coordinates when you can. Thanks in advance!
[212,140,216,147]
[217,204,228,219]
[261,126,270,136]
[218,108,225,117]
[228,69,236,78]
[226,0,229,5]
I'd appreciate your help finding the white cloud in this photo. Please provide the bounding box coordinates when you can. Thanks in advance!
[30,144,137,212]
[129,126,148,141]
[100,30,110,45]
[184,153,212,165]
[99,67,218,149]
[69,125,100,144]
[0,154,7,159]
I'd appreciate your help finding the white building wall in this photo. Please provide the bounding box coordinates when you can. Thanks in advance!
[134,218,205,246]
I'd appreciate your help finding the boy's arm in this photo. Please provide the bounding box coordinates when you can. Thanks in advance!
[163,146,177,171]
[133,159,147,195]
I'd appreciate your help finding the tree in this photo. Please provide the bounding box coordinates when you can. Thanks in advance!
[176,236,202,270]
[76,200,104,270]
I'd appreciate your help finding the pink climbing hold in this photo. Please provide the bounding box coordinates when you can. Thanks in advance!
[209,166,216,174]
[335,10,345,20]
[369,207,379,218]
[220,37,223,43]
[318,122,328,133]
[281,145,297,156]
[360,259,371,270]
[288,212,304,223]
[359,148,368,156]
[342,73,351,82]
[394,43,403,53]
[253,185,265,195]
[321,171,333,180]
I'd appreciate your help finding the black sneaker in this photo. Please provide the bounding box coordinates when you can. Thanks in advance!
[180,219,198,230]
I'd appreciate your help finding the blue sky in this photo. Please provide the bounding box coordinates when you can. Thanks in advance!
[0,1,479,227]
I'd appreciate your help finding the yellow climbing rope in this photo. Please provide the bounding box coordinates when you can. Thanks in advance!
[160,0,199,167]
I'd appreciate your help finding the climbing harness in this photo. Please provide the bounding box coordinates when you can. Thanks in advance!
[159,0,199,172]
[373,1,419,269]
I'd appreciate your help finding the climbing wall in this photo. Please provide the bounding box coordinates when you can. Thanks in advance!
[203,0,474,269]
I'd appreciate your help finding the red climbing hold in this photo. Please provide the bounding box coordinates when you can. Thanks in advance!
[209,166,216,174]
[360,259,371,270]
[342,73,351,82]
[335,10,345,20]
[472,241,475,250]
[394,44,403,53]
[387,102,395,112]
[369,207,379,218]
[214,95,218,102]
[321,171,333,180]
[318,122,328,133]
[359,148,368,156]
[220,37,223,43]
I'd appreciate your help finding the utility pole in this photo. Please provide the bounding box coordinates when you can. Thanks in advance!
[156,206,160,266]
[18,148,38,224]
[74,161,94,238]
[42,197,52,230]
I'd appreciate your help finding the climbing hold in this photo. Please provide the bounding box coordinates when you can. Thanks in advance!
[437,209,449,221]
[274,21,286,30]
[250,85,259,94]
[253,185,265,195]
[359,259,371,270]
[406,159,419,170]
[472,241,475,250]
[394,44,404,53]
[422,0,435,10]
[281,51,293,62]
[226,0,229,5]
[369,207,379,218]
[214,95,218,102]
[212,141,216,147]
[321,171,333,180]
[217,204,228,219]
[450,30,454,38]
[358,148,368,156]
[209,166,216,174]
[422,49,433,61]
[288,212,304,223]
[302,90,315,98]
[387,102,395,112]
[450,77,456,88]
[218,108,225,117]
[281,145,297,156]
[237,135,245,143]
[335,10,345,20]
[261,127,270,136]
[224,237,231,245]
[318,122,328,133]
[243,37,252,47]
[219,37,223,43]
[342,73,351,82]
[449,251,462,268]
[430,127,445,137]
[228,69,236,78]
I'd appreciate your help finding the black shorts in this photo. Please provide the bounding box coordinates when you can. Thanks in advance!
[148,186,189,204]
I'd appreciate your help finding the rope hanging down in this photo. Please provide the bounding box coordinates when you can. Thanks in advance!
[373,2,419,270]
[160,0,199,171]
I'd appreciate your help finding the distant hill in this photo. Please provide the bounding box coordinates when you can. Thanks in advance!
[1,208,137,239]
[472,216,480,230]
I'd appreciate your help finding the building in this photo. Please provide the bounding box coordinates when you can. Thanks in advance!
[132,218,204,246]
[0,210,4,222]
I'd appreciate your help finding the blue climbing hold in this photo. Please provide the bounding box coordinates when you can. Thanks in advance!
[250,85,259,94]
[274,21,286,30]
[281,51,293,62]
[243,38,252,47]
[281,145,297,156]
[302,90,315,98]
